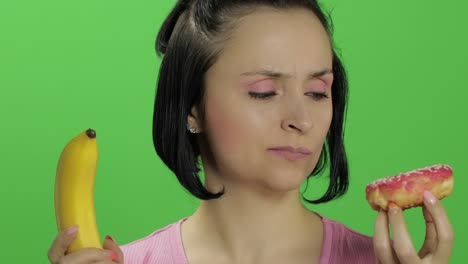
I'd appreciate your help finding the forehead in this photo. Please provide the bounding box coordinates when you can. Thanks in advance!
[212,8,333,74]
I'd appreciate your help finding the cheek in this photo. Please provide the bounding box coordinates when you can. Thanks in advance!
[204,100,244,152]
[318,103,333,134]
[204,98,268,154]
[207,112,239,148]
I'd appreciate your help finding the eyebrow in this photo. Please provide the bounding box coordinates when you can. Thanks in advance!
[240,68,333,79]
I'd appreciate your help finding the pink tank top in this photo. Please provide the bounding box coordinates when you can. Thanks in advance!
[119,214,376,263]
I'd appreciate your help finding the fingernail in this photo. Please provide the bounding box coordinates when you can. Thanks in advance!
[424,190,437,205]
[65,225,79,236]
[109,251,118,260]
[105,234,117,244]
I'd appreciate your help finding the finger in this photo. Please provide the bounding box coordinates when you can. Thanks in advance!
[387,203,420,264]
[422,191,454,261]
[103,235,123,263]
[60,248,116,263]
[418,205,437,258]
[373,210,397,263]
[48,225,79,263]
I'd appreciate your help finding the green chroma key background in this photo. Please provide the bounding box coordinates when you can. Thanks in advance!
[0,0,466,262]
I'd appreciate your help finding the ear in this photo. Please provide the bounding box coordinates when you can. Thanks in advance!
[187,104,203,133]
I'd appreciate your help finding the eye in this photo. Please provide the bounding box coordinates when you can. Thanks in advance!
[306,92,329,101]
[248,91,277,100]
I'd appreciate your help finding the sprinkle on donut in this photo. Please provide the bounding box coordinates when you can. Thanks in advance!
[365,164,454,211]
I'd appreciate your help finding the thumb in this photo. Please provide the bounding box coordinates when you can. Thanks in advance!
[48,225,79,262]
[103,235,124,263]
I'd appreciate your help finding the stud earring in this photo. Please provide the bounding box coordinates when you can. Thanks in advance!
[188,127,197,133]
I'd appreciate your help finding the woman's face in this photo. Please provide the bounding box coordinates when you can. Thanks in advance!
[194,8,334,192]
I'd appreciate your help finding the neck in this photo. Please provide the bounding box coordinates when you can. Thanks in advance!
[185,178,323,261]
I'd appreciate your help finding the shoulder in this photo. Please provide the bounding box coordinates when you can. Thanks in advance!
[319,214,376,264]
[118,218,188,264]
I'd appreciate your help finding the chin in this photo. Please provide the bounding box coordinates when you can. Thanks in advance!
[262,169,309,193]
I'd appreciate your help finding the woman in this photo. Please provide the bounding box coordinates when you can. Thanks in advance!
[48,0,454,263]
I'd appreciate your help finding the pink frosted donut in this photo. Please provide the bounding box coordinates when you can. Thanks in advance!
[365,164,453,211]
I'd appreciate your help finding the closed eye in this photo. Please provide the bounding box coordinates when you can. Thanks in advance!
[248,91,277,100]
[249,91,329,101]
[306,92,329,101]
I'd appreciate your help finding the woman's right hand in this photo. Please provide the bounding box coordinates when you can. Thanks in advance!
[48,226,124,264]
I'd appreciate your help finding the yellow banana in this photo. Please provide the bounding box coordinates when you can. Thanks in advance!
[54,128,102,253]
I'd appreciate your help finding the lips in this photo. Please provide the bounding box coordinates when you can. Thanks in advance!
[267,146,312,160]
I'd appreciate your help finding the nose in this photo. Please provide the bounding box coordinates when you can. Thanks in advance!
[280,99,313,133]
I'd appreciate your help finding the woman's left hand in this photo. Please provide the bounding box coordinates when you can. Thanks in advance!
[373,191,454,264]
